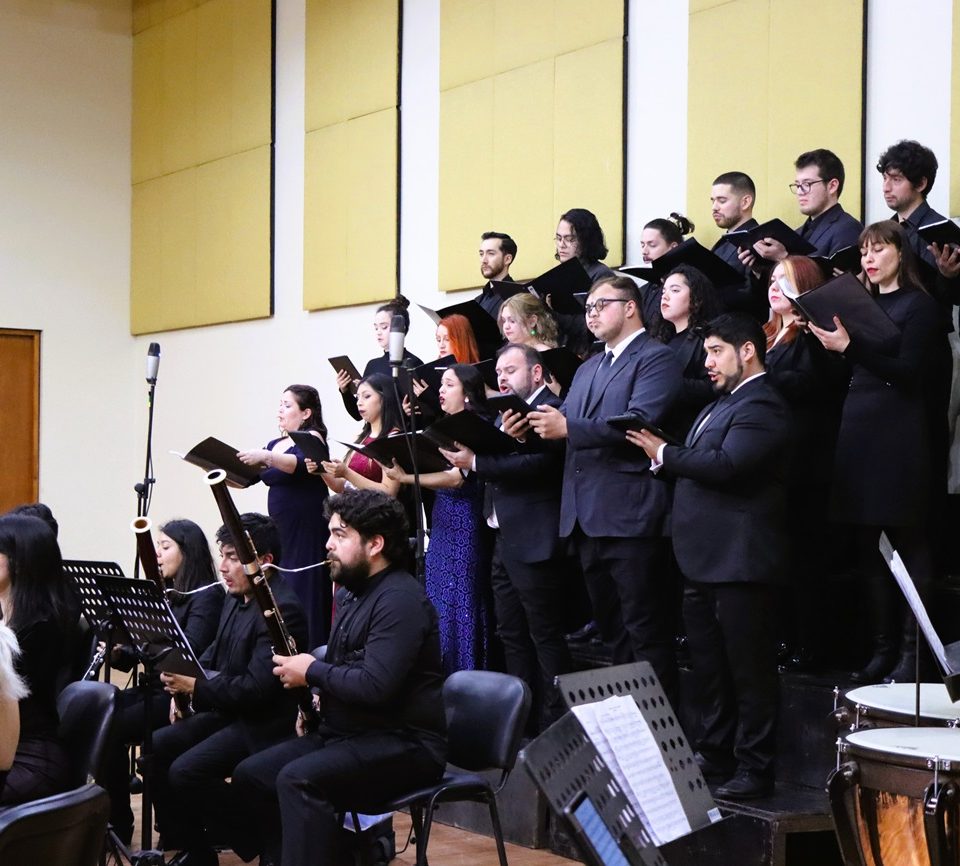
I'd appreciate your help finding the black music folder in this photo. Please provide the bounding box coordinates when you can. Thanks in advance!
[650,238,743,287]
[607,413,682,447]
[287,431,331,464]
[487,280,530,302]
[722,218,816,257]
[786,272,900,345]
[540,346,583,392]
[472,357,499,390]
[424,410,517,456]
[173,437,261,488]
[525,258,593,315]
[339,434,451,475]
[918,218,960,249]
[398,354,457,398]
[811,245,862,276]
[486,393,533,419]
[619,264,656,282]
[328,356,362,395]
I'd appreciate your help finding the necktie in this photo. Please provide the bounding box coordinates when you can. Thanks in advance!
[587,351,615,404]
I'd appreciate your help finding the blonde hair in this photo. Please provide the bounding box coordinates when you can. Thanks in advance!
[498,293,559,347]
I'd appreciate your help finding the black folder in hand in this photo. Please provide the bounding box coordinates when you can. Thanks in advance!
[606,413,682,446]
[342,434,451,475]
[650,238,745,287]
[918,218,960,249]
[174,437,261,488]
[789,272,900,345]
[811,245,862,276]
[424,411,517,455]
[525,258,593,315]
[722,218,816,257]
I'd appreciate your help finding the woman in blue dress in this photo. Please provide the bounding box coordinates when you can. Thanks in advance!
[239,384,331,645]
[385,364,493,674]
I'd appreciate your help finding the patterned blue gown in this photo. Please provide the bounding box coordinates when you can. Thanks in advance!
[425,473,490,674]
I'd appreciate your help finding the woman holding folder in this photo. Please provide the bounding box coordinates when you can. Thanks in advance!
[385,364,493,674]
[809,222,947,683]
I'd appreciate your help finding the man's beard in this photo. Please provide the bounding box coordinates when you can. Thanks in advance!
[713,358,744,394]
[331,557,371,593]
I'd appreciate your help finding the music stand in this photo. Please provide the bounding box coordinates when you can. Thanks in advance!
[879,533,960,702]
[521,662,723,866]
[63,559,131,683]
[92,575,206,864]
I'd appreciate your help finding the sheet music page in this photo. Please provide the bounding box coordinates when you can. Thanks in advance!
[572,696,692,845]
[880,532,948,669]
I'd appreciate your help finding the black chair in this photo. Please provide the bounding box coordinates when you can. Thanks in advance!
[57,680,116,786]
[0,783,110,866]
[355,670,531,866]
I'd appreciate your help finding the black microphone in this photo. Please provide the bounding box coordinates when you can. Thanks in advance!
[388,314,405,378]
[146,342,161,384]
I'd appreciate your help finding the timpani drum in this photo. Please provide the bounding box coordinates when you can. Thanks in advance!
[829,728,960,866]
[834,684,960,732]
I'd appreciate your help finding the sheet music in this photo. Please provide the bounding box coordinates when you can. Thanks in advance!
[879,532,949,670]
[572,695,691,845]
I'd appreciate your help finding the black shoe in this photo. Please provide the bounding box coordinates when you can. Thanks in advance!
[849,653,897,684]
[693,752,735,784]
[566,621,599,643]
[714,770,774,800]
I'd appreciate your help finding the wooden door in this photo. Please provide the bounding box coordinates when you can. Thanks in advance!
[0,329,40,512]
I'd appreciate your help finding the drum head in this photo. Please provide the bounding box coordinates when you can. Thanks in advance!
[846,727,960,767]
[845,683,960,725]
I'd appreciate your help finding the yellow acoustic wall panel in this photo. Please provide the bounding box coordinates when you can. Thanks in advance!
[303,0,399,310]
[131,0,273,334]
[131,147,272,333]
[687,0,864,248]
[439,0,625,293]
[303,110,399,310]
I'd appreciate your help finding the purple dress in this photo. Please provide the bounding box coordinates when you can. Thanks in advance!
[262,436,331,646]
[424,473,491,674]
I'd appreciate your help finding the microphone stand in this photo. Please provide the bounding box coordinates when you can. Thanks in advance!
[391,367,427,584]
[134,374,158,579]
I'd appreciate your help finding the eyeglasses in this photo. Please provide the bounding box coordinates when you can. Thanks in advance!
[584,298,630,315]
[554,234,577,246]
[788,179,826,195]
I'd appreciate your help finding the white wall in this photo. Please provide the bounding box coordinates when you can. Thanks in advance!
[0,0,137,562]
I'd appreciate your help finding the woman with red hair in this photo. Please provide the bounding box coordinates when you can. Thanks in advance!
[436,314,480,364]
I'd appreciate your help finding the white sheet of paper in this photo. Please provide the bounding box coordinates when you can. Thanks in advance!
[880,532,948,669]
[572,695,691,845]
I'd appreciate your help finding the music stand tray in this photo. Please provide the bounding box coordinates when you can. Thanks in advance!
[521,662,723,866]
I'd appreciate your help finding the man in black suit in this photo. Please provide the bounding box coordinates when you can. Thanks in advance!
[628,314,791,800]
[751,148,862,263]
[528,276,681,695]
[878,139,960,310]
[709,171,767,319]
[441,343,571,730]
[153,513,308,866]
[474,231,517,317]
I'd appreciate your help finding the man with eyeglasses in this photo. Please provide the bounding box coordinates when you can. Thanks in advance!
[525,276,682,698]
[749,149,862,265]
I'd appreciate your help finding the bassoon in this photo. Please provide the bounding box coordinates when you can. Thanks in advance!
[132,516,193,718]
[204,469,318,726]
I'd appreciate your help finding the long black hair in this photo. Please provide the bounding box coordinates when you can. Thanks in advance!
[0,514,75,632]
[356,373,405,441]
[157,518,217,593]
[557,208,608,262]
[284,384,328,440]
[446,364,491,420]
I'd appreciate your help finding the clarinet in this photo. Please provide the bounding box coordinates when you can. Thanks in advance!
[204,469,318,726]
[131,516,193,718]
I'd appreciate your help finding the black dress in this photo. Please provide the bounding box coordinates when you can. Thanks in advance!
[263,436,332,645]
[831,287,944,525]
[1,618,73,805]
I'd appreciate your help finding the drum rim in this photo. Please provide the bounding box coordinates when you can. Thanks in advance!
[844,683,960,723]
[843,727,960,768]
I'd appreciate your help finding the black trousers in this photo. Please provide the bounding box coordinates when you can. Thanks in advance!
[232,730,443,866]
[574,530,676,699]
[683,580,778,777]
[489,533,571,730]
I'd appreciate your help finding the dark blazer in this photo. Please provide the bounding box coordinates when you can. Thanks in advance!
[894,201,960,328]
[170,583,225,658]
[192,574,308,748]
[665,375,791,585]
[474,277,514,318]
[711,218,768,319]
[475,389,564,563]
[797,203,862,257]
[560,331,681,537]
